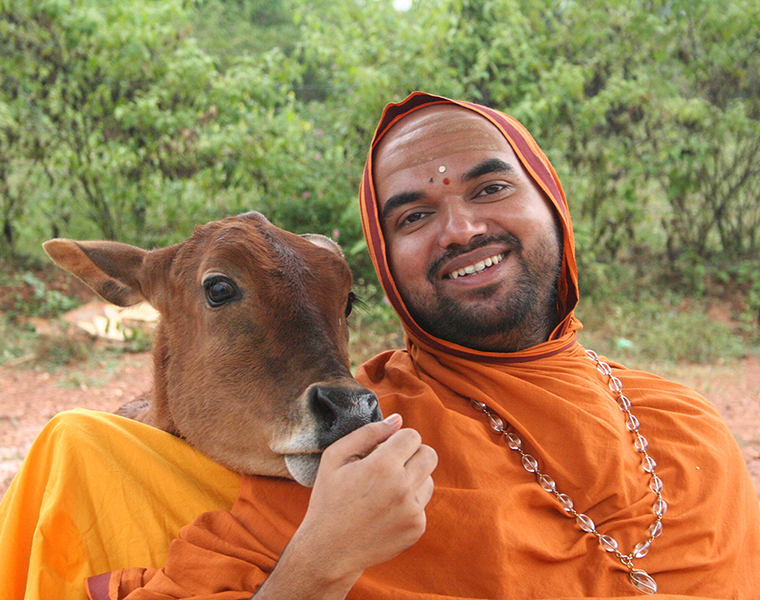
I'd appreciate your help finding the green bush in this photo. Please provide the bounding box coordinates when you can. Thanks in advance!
[10,273,80,318]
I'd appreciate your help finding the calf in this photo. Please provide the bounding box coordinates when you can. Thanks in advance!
[42,211,381,486]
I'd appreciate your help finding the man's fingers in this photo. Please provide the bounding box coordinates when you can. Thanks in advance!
[321,413,403,466]
[404,443,438,485]
[417,475,435,507]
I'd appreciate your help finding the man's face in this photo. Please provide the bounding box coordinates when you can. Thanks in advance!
[373,105,563,352]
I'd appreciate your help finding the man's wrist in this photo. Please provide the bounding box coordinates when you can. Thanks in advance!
[253,533,361,600]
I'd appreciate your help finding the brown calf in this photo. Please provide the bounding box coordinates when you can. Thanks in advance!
[42,211,381,486]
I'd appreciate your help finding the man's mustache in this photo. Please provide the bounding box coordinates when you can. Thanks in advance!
[426,233,522,281]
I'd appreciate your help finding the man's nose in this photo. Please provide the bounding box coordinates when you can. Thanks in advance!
[437,201,488,248]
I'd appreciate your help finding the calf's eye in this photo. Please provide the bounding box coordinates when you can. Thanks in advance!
[345,291,356,318]
[204,276,238,307]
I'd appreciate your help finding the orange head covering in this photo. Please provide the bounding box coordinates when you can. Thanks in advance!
[360,92,580,363]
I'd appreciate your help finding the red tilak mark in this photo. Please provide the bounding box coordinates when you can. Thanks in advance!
[443,178,450,185]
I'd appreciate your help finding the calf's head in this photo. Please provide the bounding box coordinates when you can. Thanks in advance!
[43,211,381,486]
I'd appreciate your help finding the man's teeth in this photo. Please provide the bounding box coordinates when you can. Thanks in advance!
[448,253,505,280]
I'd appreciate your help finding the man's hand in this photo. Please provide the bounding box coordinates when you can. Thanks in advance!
[254,414,437,600]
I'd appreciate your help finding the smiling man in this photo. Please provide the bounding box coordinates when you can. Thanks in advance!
[2,93,760,600]
[374,104,563,352]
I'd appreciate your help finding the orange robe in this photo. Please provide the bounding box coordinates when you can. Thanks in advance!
[89,337,760,599]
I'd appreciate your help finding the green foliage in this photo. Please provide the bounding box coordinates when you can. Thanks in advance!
[190,0,299,59]
[576,272,750,365]
[578,299,747,364]
[30,334,91,368]
[348,281,405,368]
[0,0,352,253]
[10,272,80,318]
[1,0,759,343]
[0,314,37,366]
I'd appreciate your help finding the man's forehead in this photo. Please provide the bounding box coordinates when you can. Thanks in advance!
[375,105,506,168]
[373,104,512,183]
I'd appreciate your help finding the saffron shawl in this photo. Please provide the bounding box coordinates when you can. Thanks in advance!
[89,93,760,599]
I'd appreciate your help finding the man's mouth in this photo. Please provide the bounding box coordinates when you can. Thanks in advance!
[445,252,505,280]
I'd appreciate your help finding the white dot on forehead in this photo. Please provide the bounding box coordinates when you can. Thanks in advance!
[438,165,446,173]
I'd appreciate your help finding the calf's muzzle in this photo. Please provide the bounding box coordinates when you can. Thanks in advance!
[309,384,382,448]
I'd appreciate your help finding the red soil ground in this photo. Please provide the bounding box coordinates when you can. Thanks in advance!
[1,351,759,500]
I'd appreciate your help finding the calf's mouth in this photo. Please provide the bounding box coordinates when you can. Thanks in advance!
[284,453,323,487]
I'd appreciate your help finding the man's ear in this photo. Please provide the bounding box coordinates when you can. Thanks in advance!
[43,239,152,307]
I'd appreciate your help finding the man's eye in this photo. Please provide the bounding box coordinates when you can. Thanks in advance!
[401,211,428,226]
[478,184,507,196]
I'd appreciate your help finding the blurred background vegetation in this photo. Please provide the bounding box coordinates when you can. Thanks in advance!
[1,0,759,368]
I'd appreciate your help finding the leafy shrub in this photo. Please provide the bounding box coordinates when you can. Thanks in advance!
[577,298,748,365]
[11,272,80,319]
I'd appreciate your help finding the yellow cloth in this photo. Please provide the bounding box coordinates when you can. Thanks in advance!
[0,409,241,600]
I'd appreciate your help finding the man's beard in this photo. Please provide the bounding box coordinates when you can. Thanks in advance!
[403,233,562,353]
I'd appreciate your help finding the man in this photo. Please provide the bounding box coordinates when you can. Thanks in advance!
[2,92,759,599]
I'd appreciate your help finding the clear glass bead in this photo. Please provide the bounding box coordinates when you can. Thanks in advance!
[630,569,658,594]
[650,474,663,494]
[633,540,651,558]
[521,454,538,473]
[539,474,556,492]
[558,493,574,512]
[653,497,668,517]
[470,400,487,412]
[576,513,595,532]
[488,414,505,433]
[649,519,663,538]
[626,413,640,432]
[597,361,612,376]
[642,455,657,473]
[506,432,521,450]
[599,534,619,552]
[617,394,631,411]
[634,434,648,453]
[608,376,623,393]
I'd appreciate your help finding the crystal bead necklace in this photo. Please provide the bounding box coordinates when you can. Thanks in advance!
[468,349,665,595]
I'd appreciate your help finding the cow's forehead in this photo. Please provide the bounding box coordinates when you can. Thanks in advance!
[176,217,350,289]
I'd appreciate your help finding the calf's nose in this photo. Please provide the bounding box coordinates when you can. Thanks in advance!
[309,384,382,447]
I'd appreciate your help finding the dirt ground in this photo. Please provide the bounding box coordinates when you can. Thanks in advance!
[1,349,759,501]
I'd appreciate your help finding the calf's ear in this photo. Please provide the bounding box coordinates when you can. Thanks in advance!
[300,233,344,257]
[42,239,151,307]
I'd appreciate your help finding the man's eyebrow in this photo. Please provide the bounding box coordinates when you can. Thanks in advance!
[381,190,424,223]
[379,158,514,223]
[462,158,514,182]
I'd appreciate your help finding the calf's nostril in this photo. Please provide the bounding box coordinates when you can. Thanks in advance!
[309,386,338,430]
[359,392,382,422]
[309,385,382,445]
